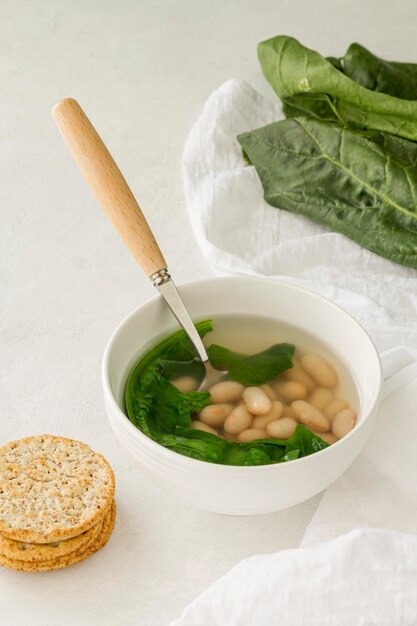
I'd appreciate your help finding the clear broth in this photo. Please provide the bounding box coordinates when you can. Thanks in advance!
[203,313,360,415]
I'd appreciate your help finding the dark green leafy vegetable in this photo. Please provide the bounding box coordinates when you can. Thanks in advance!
[127,318,214,389]
[284,424,329,456]
[342,43,417,100]
[207,342,295,385]
[257,35,417,140]
[326,56,344,72]
[128,368,210,436]
[282,92,342,123]
[125,323,329,466]
[125,320,214,434]
[238,117,417,268]
[280,449,300,462]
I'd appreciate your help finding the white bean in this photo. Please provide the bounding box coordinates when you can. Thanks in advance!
[275,380,308,403]
[324,399,349,421]
[292,400,331,432]
[199,403,234,427]
[252,401,283,429]
[309,387,334,412]
[266,417,297,439]
[242,386,272,415]
[224,404,253,434]
[283,359,316,392]
[191,420,218,435]
[301,354,338,388]
[238,428,267,443]
[260,383,277,401]
[332,408,357,439]
[208,381,245,404]
[282,405,296,419]
[171,376,198,393]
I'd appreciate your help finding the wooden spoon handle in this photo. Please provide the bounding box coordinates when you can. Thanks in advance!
[52,98,167,277]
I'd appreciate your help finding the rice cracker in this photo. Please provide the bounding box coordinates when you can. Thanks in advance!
[0,500,115,572]
[0,434,115,543]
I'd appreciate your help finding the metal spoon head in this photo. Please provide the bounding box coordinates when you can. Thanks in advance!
[198,362,227,392]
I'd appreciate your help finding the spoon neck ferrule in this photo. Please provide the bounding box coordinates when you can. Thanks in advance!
[150,268,171,287]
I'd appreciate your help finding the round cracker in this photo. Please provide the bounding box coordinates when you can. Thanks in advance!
[0,435,115,543]
[0,501,115,572]
[0,512,105,562]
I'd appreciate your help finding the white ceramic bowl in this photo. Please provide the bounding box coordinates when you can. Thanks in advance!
[102,276,382,515]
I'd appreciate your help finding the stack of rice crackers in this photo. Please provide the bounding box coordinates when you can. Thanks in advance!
[0,434,115,572]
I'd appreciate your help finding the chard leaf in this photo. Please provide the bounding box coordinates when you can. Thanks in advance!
[342,43,417,100]
[238,117,417,269]
[207,342,295,384]
[285,425,329,456]
[258,35,417,140]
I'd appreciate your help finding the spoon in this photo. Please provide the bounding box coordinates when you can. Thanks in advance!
[52,98,219,390]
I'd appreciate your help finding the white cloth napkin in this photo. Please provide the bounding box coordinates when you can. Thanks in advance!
[171,80,417,625]
[171,529,417,626]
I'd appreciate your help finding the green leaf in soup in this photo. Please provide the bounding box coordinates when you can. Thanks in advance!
[130,319,213,378]
[257,35,417,140]
[280,449,301,463]
[125,322,331,466]
[158,357,204,384]
[342,43,417,100]
[285,425,329,456]
[125,321,288,466]
[166,427,287,465]
[225,441,287,465]
[237,117,417,269]
[242,448,273,466]
[127,366,211,436]
[207,342,295,385]
[125,319,213,413]
[162,427,229,463]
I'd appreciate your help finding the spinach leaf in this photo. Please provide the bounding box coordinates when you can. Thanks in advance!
[161,427,229,463]
[124,321,288,465]
[238,117,417,269]
[282,93,343,123]
[284,425,329,456]
[158,358,204,383]
[127,365,211,436]
[342,43,417,100]
[280,449,301,462]
[223,441,287,465]
[125,324,328,466]
[243,448,273,466]
[326,56,344,72]
[207,343,294,385]
[125,319,213,401]
[258,35,417,140]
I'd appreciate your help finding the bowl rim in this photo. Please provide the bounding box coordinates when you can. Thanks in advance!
[102,275,383,471]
